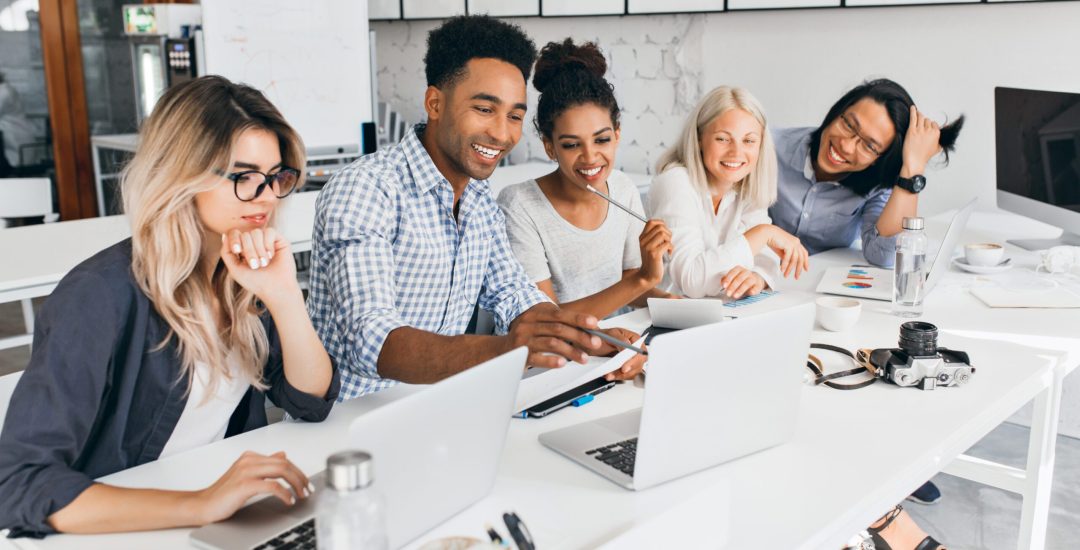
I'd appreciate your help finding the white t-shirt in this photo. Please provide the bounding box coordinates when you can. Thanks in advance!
[159,354,251,459]
[646,166,780,298]
[497,170,644,305]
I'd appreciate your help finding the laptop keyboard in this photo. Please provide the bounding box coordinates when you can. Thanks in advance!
[586,437,637,477]
[253,518,316,550]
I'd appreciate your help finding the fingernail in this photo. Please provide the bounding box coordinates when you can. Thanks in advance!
[260,257,269,267]
[307,482,316,494]
[232,244,242,254]
[290,495,296,505]
[591,336,600,347]
[557,358,566,367]
[220,234,225,243]
[249,259,259,269]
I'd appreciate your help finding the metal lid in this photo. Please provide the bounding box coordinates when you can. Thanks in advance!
[325,450,374,491]
[902,217,924,230]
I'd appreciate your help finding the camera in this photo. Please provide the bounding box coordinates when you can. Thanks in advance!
[867,321,975,390]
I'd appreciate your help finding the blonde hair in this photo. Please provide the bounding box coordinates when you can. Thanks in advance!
[656,86,777,211]
[121,76,305,395]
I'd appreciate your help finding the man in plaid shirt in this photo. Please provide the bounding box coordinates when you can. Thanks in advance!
[308,15,645,399]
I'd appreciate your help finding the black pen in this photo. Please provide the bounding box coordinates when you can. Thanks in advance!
[503,512,535,550]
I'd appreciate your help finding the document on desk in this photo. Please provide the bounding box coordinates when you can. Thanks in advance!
[514,338,643,414]
[970,286,1080,308]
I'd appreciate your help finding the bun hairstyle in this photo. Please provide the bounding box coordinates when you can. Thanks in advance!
[533,39,620,140]
[810,78,965,196]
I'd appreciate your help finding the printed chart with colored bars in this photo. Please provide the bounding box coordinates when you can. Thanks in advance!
[842,268,875,289]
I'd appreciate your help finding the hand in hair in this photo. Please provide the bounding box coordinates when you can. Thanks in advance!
[221,227,298,307]
[901,105,943,177]
[721,266,766,300]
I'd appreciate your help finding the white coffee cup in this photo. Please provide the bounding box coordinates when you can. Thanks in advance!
[815,296,862,332]
[964,243,1005,267]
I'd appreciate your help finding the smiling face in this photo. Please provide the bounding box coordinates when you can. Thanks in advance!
[194,127,282,236]
[426,57,527,184]
[816,97,896,178]
[700,108,763,190]
[543,102,620,190]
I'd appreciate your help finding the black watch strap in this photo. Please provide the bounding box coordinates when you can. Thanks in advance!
[896,174,926,194]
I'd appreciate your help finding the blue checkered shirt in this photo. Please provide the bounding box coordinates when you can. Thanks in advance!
[307,124,550,400]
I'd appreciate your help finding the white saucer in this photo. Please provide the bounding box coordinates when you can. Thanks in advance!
[953,257,1013,274]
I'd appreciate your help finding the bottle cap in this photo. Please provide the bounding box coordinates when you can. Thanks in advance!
[902,217,924,230]
[325,450,374,491]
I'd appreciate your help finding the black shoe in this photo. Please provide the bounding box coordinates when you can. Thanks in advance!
[907,480,942,505]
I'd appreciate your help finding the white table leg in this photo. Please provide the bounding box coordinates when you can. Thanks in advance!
[20,298,34,350]
[92,142,105,216]
[1017,365,1064,550]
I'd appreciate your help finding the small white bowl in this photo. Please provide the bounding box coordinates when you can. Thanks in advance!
[964,243,1005,267]
[815,296,862,332]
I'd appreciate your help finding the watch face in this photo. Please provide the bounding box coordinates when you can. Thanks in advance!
[911,175,926,192]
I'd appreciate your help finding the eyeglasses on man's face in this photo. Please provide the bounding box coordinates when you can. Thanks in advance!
[836,113,883,160]
[219,166,301,201]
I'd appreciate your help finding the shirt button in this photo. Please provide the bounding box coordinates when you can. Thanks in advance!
[802,212,810,219]
[809,188,816,193]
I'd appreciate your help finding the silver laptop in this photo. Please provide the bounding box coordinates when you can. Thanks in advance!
[539,304,813,491]
[815,198,977,301]
[190,347,527,550]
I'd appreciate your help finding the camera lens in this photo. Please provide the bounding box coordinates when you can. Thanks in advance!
[899,321,938,356]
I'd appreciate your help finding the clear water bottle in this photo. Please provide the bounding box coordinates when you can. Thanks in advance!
[893,217,927,317]
[316,451,389,550]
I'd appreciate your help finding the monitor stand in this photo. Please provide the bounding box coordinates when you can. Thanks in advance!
[1009,231,1080,250]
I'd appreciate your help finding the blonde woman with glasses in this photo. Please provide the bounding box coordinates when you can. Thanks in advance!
[647,86,809,300]
[0,75,338,538]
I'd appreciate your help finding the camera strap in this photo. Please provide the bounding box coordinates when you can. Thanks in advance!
[805,343,878,390]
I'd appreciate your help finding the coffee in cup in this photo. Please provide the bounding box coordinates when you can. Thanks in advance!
[964,243,1004,267]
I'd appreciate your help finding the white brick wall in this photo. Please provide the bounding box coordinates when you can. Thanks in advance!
[371,14,704,175]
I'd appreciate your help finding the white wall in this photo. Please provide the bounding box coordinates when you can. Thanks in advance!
[373,14,703,175]
[700,2,1080,216]
[375,2,1080,216]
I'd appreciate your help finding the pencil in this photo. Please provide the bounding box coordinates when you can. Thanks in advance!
[582,328,648,356]
[586,184,649,224]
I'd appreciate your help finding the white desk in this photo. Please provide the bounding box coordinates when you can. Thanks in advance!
[3,208,1078,549]
[0,191,318,351]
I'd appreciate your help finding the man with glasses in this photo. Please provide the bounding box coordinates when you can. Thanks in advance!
[306,15,644,400]
[768,78,964,268]
[768,78,964,507]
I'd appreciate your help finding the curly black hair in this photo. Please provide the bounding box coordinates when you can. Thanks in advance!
[532,39,620,140]
[810,78,965,196]
[423,15,537,90]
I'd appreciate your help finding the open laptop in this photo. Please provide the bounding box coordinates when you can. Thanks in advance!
[815,198,977,301]
[190,347,527,550]
[539,303,813,491]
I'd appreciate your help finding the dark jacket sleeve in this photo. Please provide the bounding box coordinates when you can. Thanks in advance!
[261,316,339,422]
[0,270,122,538]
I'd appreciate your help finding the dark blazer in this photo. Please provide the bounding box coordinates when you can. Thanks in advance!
[0,239,340,538]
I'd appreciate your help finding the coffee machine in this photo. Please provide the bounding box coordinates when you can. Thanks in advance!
[123,4,203,123]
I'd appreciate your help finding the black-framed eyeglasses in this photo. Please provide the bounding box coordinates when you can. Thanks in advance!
[836,113,883,159]
[218,166,301,201]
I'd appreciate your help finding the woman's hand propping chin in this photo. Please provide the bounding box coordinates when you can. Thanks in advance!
[220,228,297,305]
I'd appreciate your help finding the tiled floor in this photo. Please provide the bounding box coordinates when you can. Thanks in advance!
[1,300,1077,548]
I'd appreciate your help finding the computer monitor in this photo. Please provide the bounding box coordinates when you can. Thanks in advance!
[996,86,1080,250]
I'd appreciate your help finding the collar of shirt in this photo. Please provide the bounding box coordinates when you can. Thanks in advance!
[402,123,490,222]
[784,127,840,187]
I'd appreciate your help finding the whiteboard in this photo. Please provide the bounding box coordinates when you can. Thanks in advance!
[201,0,372,152]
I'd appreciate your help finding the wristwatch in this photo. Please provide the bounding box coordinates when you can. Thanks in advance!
[896,175,926,194]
